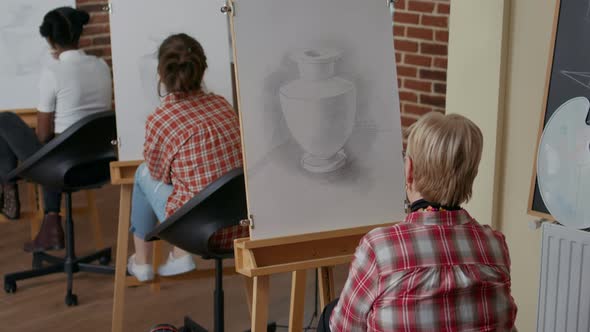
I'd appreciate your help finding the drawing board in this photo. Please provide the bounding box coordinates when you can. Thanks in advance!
[0,0,75,110]
[109,0,233,160]
[233,0,405,239]
[529,0,590,220]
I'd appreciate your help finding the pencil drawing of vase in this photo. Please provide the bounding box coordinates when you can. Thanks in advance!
[279,48,356,173]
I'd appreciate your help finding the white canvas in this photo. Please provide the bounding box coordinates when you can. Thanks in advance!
[0,0,75,110]
[233,0,405,239]
[110,0,233,160]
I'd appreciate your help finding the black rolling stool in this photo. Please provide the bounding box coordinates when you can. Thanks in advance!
[3,111,117,306]
[146,169,276,332]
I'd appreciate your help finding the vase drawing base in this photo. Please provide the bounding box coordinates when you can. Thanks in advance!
[301,150,347,173]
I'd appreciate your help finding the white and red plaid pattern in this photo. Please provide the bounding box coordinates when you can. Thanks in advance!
[144,91,248,250]
[330,209,517,331]
[209,222,250,250]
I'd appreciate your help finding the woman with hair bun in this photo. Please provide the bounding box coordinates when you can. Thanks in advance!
[0,7,112,253]
[126,33,246,281]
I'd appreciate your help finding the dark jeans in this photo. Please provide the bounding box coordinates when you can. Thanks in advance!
[318,298,339,332]
[0,112,61,213]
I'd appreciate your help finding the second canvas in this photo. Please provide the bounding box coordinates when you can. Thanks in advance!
[233,0,405,239]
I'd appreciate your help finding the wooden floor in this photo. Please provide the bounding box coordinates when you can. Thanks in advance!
[0,185,348,331]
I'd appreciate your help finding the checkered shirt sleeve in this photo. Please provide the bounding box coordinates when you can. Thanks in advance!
[209,224,250,250]
[329,236,378,332]
[144,107,174,184]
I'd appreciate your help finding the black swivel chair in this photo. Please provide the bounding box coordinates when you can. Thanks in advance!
[146,169,276,332]
[3,111,117,306]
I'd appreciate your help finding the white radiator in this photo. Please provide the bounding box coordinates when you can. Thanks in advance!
[537,223,590,332]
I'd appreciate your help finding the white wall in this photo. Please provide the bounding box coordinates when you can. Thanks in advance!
[446,0,509,227]
[499,0,556,330]
[447,0,557,330]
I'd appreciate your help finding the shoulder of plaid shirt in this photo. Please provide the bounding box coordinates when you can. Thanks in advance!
[144,92,242,188]
[329,209,518,332]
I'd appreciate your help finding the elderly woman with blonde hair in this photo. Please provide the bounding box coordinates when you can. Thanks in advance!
[319,112,517,331]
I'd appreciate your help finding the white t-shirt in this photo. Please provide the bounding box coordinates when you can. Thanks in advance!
[37,50,112,133]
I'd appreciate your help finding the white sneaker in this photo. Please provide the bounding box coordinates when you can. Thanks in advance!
[127,254,154,282]
[157,252,196,277]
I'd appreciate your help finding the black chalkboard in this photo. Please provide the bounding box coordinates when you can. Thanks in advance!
[530,0,590,216]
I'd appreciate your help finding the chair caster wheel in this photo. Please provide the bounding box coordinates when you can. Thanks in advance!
[4,281,16,294]
[99,255,111,266]
[65,294,78,306]
[244,322,276,332]
[150,323,178,332]
[267,322,277,332]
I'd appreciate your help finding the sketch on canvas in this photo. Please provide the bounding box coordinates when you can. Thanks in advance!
[234,0,405,239]
[279,48,356,173]
[109,0,233,160]
[0,0,75,110]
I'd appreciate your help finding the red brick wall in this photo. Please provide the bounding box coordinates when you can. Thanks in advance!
[76,0,112,67]
[393,0,450,130]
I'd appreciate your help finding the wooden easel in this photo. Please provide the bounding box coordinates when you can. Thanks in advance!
[223,1,400,329]
[234,222,396,332]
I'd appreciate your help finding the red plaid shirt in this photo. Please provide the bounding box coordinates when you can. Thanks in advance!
[330,209,517,331]
[144,91,249,249]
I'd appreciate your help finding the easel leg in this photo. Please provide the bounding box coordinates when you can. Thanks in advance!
[251,275,270,332]
[28,183,41,239]
[150,240,162,293]
[86,190,105,249]
[111,184,132,332]
[318,267,335,309]
[288,270,307,332]
[243,276,254,317]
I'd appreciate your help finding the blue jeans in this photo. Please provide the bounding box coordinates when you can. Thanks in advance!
[129,163,173,238]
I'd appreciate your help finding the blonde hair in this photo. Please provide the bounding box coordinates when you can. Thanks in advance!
[406,112,483,206]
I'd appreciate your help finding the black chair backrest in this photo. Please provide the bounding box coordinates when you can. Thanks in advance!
[146,168,247,258]
[5,111,117,191]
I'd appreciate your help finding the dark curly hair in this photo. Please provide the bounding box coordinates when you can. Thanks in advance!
[39,7,90,48]
[157,33,208,95]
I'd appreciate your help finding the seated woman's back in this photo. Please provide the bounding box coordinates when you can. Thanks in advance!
[39,50,112,134]
[361,212,514,331]
[144,90,242,217]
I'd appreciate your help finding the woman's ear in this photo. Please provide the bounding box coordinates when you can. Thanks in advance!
[404,156,413,188]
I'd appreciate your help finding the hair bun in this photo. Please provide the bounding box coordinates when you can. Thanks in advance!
[39,7,89,47]
[74,10,90,25]
[39,22,52,37]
